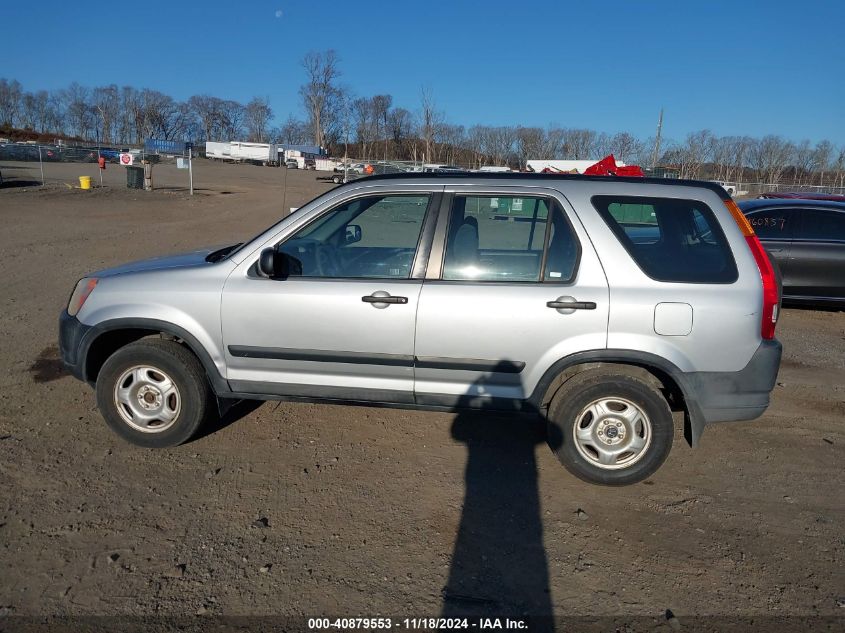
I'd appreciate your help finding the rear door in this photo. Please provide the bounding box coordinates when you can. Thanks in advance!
[413,186,609,409]
[787,208,845,300]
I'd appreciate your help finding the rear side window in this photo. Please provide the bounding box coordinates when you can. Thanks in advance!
[795,209,845,241]
[441,196,579,282]
[747,208,794,239]
[592,195,738,283]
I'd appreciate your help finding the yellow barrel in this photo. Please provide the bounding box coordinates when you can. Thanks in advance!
[79,176,91,190]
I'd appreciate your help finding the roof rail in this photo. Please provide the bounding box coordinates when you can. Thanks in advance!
[354,171,731,198]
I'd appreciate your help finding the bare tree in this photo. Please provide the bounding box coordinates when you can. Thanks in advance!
[20,92,38,129]
[561,128,596,159]
[419,87,442,162]
[219,100,245,140]
[46,91,66,136]
[63,82,94,139]
[371,94,392,160]
[812,140,833,187]
[93,85,119,143]
[515,127,545,169]
[189,95,222,141]
[0,78,23,126]
[245,96,273,142]
[676,130,715,179]
[352,97,376,159]
[834,146,845,188]
[388,107,413,158]
[749,135,795,184]
[609,132,644,165]
[438,123,465,165]
[792,140,814,186]
[300,50,342,148]
[277,114,310,145]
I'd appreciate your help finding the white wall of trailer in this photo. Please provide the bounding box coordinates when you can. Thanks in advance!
[205,141,232,160]
[205,141,279,164]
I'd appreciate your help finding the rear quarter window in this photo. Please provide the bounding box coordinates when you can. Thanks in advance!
[592,195,738,283]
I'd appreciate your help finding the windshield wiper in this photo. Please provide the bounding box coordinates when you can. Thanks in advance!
[205,243,243,263]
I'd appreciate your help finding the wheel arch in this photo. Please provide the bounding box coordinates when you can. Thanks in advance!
[529,349,707,447]
[79,318,230,396]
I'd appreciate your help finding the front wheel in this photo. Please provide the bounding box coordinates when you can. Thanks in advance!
[546,370,674,485]
[95,339,217,448]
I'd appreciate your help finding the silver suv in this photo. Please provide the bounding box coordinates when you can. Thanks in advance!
[59,174,782,485]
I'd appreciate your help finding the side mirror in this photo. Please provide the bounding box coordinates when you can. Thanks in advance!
[258,247,302,279]
[258,247,276,277]
[345,224,362,245]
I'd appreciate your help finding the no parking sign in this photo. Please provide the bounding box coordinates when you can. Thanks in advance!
[119,153,134,166]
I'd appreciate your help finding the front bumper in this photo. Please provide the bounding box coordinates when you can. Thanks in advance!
[59,310,91,382]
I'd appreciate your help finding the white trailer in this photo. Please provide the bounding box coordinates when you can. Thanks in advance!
[205,141,232,160]
[205,141,280,166]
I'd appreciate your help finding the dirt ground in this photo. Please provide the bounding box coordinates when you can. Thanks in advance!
[0,160,843,631]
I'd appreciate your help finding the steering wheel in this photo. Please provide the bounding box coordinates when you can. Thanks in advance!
[314,243,341,277]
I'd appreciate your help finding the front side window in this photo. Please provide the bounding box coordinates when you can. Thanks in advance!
[593,195,737,283]
[795,209,845,241]
[277,194,430,279]
[441,195,579,282]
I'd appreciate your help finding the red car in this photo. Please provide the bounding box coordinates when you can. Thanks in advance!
[759,191,845,202]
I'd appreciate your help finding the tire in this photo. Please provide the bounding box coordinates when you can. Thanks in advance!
[95,339,217,448]
[546,369,673,485]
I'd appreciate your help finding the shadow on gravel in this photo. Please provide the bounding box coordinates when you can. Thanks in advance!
[1,179,44,189]
[190,398,264,442]
[29,345,67,383]
[442,366,554,628]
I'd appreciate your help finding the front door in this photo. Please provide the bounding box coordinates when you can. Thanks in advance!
[413,187,609,409]
[221,191,439,403]
[787,207,845,300]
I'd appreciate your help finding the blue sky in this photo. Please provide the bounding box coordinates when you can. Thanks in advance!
[4,0,844,143]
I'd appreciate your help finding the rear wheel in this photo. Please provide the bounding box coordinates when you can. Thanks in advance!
[546,370,673,485]
[95,339,216,448]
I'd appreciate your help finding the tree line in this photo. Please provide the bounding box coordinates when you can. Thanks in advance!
[2,54,844,186]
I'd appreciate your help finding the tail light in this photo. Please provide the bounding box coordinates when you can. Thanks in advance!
[67,278,98,316]
[724,200,779,339]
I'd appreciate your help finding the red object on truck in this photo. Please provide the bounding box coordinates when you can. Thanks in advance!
[583,154,644,177]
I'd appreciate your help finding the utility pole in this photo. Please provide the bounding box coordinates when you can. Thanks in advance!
[651,108,664,171]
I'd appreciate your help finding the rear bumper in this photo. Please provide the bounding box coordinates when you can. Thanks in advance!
[59,310,91,382]
[681,339,782,445]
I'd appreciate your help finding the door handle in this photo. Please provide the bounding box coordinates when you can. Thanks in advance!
[547,300,596,310]
[362,294,408,305]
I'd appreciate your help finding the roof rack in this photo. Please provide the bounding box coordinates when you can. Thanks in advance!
[355,171,731,198]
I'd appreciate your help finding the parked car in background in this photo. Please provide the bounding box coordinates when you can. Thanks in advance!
[740,198,845,306]
[285,158,298,169]
[758,191,845,203]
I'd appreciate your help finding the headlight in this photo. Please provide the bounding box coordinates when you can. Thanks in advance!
[67,278,98,316]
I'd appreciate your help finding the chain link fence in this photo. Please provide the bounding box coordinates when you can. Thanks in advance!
[0,141,187,189]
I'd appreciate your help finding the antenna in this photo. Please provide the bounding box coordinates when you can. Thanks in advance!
[651,108,664,171]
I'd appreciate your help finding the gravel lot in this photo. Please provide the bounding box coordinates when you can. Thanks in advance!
[0,160,843,630]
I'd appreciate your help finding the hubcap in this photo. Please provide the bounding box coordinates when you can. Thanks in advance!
[572,397,652,470]
[113,365,181,433]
